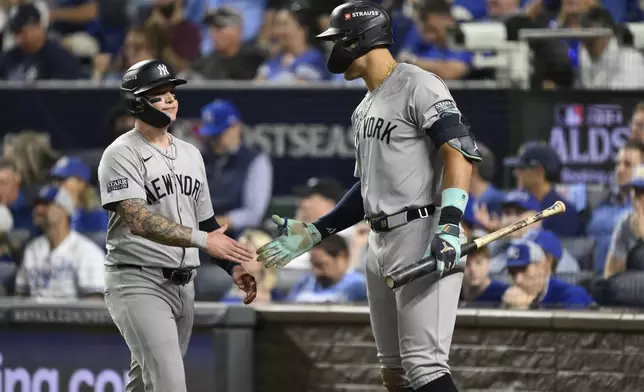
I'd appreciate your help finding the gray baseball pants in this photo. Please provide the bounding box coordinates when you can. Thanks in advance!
[365,214,465,390]
[104,265,195,392]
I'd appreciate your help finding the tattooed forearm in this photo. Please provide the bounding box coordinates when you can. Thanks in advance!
[116,199,193,247]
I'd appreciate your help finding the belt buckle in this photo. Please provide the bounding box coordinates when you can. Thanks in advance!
[170,270,191,285]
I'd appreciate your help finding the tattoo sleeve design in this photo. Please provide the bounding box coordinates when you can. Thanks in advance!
[116,199,193,247]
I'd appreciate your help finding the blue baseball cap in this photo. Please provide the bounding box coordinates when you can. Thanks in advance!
[198,100,241,138]
[35,185,75,215]
[628,164,644,189]
[50,156,91,183]
[505,240,546,268]
[502,190,540,212]
[506,141,561,174]
[525,229,563,260]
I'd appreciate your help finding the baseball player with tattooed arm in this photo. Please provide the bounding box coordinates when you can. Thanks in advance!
[97,59,257,392]
[257,2,481,392]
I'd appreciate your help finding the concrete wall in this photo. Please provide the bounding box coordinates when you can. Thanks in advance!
[255,305,644,392]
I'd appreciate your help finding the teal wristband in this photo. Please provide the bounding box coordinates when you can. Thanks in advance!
[441,188,469,214]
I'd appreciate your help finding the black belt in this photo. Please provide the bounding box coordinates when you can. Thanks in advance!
[114,264,194,285]
[367,204,436,233]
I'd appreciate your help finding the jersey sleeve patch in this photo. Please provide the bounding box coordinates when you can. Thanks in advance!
[433,100,457,114]
[106,178,129,193]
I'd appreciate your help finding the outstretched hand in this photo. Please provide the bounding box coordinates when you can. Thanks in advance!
[204,224,255,263]
[256,215,322,268]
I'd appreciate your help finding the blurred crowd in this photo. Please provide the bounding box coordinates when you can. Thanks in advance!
[4,96,644,312]
[0,0,644,88]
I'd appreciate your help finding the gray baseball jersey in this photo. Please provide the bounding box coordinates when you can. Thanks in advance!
[98,130,214,269]
[353,63,459,217]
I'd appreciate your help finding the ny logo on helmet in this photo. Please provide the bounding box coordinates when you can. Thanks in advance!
[158,64,170,77]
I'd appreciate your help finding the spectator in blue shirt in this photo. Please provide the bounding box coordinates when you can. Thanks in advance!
[468,142,505,230]
[0,3,83,81]
[198,100,273,239]
[49,156,108,247]
[502,240,594,309]
[460,243,509,308]
[397,0,473,80]
[506,141,583,236]
[254,3,329,83]
[287,234,367,304]
[587,141,643,273]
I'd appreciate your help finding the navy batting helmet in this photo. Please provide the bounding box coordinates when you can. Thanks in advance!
[120,59,186,128]
[316,1,393,74]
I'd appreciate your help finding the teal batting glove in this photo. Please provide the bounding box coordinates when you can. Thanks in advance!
[429,224,461,277]
[257,215,322,268]
[429,188,468,277]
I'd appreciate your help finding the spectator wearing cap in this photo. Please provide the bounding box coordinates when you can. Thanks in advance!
[587,140,644,273]
[287,234,367,304]
[397,0,473,81]
[460,243,509,308]
[254,2,329,84]
[604,164,644,279]
[502,240,594,310]
[486,190,542,272]
[0,3,82,80]
[183,6,268,80]
[506,141,583,237]
[50,156,108,247]
[15,185,105,300]
[198,100,273,239]
[468,142,504,232]
[525,229,580,274]
[578,7,644,90]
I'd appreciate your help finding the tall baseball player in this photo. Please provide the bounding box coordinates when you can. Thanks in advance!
[257,2,481,392]
[97,59,257,392]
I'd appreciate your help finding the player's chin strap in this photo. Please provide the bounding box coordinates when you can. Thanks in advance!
[381,367,414,392]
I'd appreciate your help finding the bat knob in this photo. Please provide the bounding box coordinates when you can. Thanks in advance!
[385,276,395,289]
[554,200,566,213]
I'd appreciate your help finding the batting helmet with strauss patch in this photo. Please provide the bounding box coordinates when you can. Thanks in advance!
[315,1,393,74]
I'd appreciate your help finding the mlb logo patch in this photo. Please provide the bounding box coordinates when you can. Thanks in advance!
[344,13,351,20]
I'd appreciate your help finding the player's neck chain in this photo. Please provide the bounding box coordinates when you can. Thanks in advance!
[357,61,398,127]
[135,130,177,161]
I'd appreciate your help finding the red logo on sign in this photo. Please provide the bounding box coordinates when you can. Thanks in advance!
[344,13,351,20]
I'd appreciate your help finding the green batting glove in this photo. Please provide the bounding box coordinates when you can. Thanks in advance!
[257,215,322,268]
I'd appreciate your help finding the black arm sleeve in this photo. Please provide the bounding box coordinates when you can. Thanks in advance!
[199,216,236,275]
[199,215,221,232]
[313,181,365,240]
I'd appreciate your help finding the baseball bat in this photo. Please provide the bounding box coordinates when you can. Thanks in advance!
[384,200,567,290]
